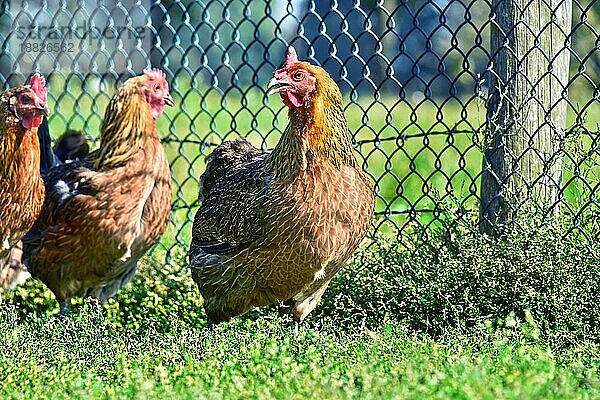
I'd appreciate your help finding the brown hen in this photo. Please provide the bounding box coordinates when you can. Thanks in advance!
[189,46,374,326]
[0,74,48,292]
[1,120,91,294]
[23,69,174,314]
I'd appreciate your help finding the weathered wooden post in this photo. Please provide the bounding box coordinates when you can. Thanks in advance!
[479,0,572,234]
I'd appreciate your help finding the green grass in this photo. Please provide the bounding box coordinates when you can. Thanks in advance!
[2,219,599,398]
[0,308,597,399]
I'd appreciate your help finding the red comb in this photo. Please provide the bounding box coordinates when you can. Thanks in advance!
[29,73,47,104]
[143,68,167,81]
[285,46,298,67]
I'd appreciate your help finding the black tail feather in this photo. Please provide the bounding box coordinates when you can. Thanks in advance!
[37,116,61,174]
[53,130,89,163]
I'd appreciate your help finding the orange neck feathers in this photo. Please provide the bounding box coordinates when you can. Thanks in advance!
[91,80,156,171]
[269,67,356,179]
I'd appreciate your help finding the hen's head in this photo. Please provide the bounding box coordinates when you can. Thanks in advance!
[2,73,48,129]
[267,46,339,109]
[139,68,174,119]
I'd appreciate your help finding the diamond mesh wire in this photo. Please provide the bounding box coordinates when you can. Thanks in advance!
[0,0,598,262]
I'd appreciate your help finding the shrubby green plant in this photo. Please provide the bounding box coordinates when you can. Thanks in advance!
[4,246,205,331]
[319,212,599,346]
[4,208,598,346]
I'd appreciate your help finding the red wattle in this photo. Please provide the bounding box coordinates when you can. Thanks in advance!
[22,114,43,129]
[152,103,165,119]
[280,91,304,108]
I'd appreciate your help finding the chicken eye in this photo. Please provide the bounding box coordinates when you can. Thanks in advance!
[154,84,160,91]
[292,71,304,82]
[21,94,31,104]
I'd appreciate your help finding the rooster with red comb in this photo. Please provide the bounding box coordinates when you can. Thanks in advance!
[189,46,374,328]
[0,73,48,292]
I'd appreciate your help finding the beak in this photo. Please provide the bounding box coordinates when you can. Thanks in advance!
[267,78,292,95]
[38,105,49,116]
[163,93,175,107]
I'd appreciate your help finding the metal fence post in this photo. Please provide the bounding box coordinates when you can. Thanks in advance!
[480,0,573,234]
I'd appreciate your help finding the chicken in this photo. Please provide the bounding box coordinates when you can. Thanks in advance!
[36,117,90,174]
[189,46,375,326]
[23,69,174,315]
[0,74,48,292]
[53,129,89,163]
[1,120,91,294]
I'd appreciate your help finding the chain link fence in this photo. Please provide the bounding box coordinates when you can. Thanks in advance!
[1,0,599,260]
